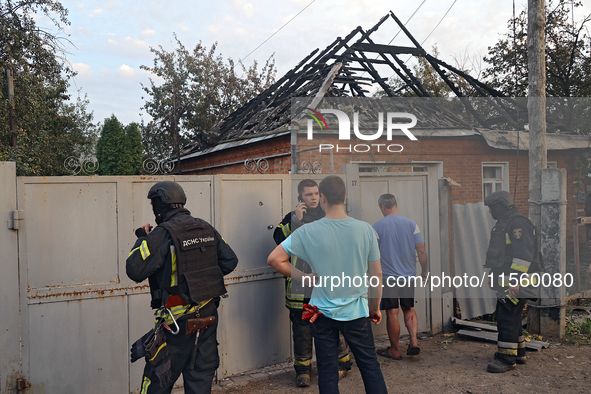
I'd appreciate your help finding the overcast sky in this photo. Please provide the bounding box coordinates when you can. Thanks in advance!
[40,0,591,125]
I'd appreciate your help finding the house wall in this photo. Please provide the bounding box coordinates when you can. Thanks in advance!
[181,134,588,244]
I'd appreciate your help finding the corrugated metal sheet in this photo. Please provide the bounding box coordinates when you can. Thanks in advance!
[453,203,497,320]
[479,129,591,151]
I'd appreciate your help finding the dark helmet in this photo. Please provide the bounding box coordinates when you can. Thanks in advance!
[147,181,187,205]
[484,190,514,209]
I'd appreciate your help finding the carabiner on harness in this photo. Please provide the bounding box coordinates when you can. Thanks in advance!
[160,307,180,335]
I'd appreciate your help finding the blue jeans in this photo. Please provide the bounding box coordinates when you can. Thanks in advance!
[311,315,388,394]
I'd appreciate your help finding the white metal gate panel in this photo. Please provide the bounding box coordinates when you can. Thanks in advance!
[3,167,442,393]
[358,165,442,335]
[15,176,215,394]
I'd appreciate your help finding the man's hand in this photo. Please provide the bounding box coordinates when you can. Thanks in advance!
[300,273,319,287]
[369,308,382,325]
[295,202,307,221]
[141,223,153,234]
[421,270,429,285]
[508,285,520,298]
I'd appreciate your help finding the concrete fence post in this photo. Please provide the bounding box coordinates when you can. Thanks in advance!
[534,168,567,338]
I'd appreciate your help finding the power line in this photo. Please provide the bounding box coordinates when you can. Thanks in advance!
[419,0,457,48]
[240,0,316,62]
[360,1,427,79]
[394,0,458,75]
[387,0,428,45]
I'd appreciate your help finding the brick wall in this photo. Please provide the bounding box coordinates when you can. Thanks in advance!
[181,133,587,243]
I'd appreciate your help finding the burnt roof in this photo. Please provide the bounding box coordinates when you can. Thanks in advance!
[180,11,582,158]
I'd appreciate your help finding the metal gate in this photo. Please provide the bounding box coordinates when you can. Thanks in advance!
[1,163,443,393]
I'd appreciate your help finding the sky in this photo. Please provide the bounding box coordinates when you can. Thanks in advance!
[36,0,591,126]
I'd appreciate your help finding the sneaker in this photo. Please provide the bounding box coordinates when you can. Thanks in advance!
[338,370,349,380]
[487,359,516,373]
[516,356,527,364]
[296,374,310,387]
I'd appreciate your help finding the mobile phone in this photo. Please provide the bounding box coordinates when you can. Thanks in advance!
[298,194,303,203]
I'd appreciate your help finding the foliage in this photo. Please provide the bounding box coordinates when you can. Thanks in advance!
[565,311,591,345]
[0,0,97,175]
[377,45,479,98]
[96,115,143,175]
[140,36,277,158]
[483,0,591,97]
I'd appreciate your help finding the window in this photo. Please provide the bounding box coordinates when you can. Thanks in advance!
[547,162,557,169]
[412,166,428,173]
[482,163,509,200]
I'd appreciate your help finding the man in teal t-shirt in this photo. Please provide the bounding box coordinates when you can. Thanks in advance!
[268,176,388,394]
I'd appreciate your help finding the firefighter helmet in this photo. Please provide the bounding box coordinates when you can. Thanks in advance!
[147,181,187,205]
[484,190,514,209]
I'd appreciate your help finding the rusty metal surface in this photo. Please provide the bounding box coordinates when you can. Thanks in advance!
[3,169,445,392]
[479,129,591,151]
[452,202,497,320]
[0,162,21,394]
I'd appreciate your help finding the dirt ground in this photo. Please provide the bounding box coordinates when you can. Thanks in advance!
[201,333,591,394]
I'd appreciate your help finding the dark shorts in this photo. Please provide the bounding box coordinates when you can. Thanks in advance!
[381,278,415,310]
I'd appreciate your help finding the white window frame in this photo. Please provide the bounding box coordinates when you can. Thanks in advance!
[482,162,509,201]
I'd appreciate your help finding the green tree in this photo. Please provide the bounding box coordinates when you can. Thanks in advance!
[96,116,143,175]
[378,45,477,98]
[483,0,591,97]
[122,122,143,175]
[0,0,96,175]
[140,37,277,159]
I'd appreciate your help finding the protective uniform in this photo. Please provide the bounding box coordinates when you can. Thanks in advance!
[273,207,351,384]
[484,191,539,373]
[127,181,238,393]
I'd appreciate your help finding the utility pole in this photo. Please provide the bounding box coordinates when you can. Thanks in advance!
[527,0,547,229]
[527,0,566,339]
[6,69,17,148]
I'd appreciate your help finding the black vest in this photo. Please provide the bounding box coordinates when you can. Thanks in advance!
[157,213,226,305]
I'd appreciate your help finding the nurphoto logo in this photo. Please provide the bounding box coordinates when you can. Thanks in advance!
[302,107,418,153]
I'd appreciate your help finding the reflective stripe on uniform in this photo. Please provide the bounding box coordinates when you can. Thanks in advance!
[279,223,291,238]
[140,376,151,394]
[498,341,518,349]
[506,233,512,244]
[338,354,351,363]
[140,240,150,260]
[153,299,212,327]
[294,359,311,366]
[170,245,177,287]
[497,347,518,356]
[511,258,531,273]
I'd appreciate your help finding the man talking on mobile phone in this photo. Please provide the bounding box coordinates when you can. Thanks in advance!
[273,179,351,387]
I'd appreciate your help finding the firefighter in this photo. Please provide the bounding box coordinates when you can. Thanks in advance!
[273,179,351,387]
[127,181,238,394]
[484,190,540,373]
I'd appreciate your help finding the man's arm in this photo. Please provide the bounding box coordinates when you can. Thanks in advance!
[212,227,239,275]
[267,244,312,285]
[506,219,535,298]
[126,225,168,283]
[415,242,429,280]
[367,259,383,324]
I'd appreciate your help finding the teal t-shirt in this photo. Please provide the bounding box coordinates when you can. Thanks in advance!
[281,217,380,321]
